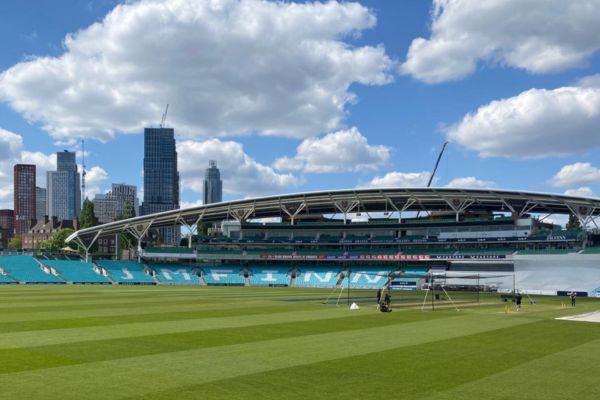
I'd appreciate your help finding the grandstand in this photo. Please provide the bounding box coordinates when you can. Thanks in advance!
[40,259,110,284]
[0,188,597,294]
[149,263,202,285]
[94,260,156,284]
[0,255,64,283]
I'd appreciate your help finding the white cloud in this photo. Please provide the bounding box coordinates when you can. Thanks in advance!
[564,187,596,198]
[21,151,56,187]
[85,166,109,185]
[446,86,600,158]
[0,129,25,208]
[445,176,496,189]
[401,0,600,83]
[180,199,204,209]
[0,0,392,142]
[541,214,569,228]
[274,127,390,173]
[362,171,431,188]
[178,139,299,198]
[551,162,600,187]
[577,74,600,88]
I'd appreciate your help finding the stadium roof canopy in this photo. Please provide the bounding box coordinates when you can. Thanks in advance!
[67,187,600,250]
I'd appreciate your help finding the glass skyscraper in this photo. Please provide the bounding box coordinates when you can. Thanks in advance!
[203,160,223,205]
[47,151,81,221]
[35,187,47,222]
[140,128,180,244]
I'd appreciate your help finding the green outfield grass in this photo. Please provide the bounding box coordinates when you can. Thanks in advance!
[0,285,599,399]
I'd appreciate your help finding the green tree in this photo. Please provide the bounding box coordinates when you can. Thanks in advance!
[197,223,208,236]
[80,198,97,229]
[121,201,136,220]
[40,228,75,251]
[118,201,137,251]
[7,235,22,249]
[566,214,581,230]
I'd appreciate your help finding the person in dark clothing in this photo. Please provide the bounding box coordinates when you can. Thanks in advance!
[570,291,577,307]
[384,292,391,306]
[515,292,522,311]
[376,288,382,304]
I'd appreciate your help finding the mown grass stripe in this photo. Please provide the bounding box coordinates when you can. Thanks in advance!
[0,303,326,334]
[135,319,600,400]
[0,312,451,374]
[416,328,600,399]
[0,307,381,349]
[0,313,536,400]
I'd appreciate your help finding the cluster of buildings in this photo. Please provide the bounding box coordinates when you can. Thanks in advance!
[0,126,223,250]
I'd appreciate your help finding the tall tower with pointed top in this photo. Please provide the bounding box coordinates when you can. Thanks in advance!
[203,160,222,205]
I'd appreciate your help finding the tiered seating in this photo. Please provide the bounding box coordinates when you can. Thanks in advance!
[244,248,294,255]
[249,267,290,286]
[202,267,245,285]
[150,263,201,285]
[0,255,63,283]
[582,246,600,254]
[95,260,155,284]
[349,268,390,288]
[517,248,576,255]
[41,260,110,283]
[292,235,316,241]
[0,274,17,284]
[145,247,194,254]
[398,235,426,241]
[317,235,341,243]
[371,235,396,241]
[269,235,291,242]
[457,248,516,256]
[344,234,370,241]
[295,267,340,288]
[401,248,457,255]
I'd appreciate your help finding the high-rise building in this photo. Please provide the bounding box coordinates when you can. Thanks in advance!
[140,128,179,244]
[47,151,81,221]
[14,164,36,235]
[0,209,15,239]
[35,187,47,222]
[203,160,223,205]
[93,183,138,224]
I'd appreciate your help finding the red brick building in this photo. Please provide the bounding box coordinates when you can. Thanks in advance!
[14,164,36,235]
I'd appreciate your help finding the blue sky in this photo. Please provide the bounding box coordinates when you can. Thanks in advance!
[1,0,600,212]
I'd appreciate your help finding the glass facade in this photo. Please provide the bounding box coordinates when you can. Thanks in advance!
[35,187,46,222]
[203,160,223,205]
[47,151,81,221]
[141,128,180,244]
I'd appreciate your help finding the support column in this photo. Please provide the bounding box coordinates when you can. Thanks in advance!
[566,204,598,229]
[333,200,360,224]
[444,197,475,222]
[281,202,306,225]
[501,199,538,219]
[125,220,154,263]
[178,210,206,249]
[73,230,103,263]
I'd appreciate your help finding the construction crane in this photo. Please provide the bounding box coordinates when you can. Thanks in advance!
[81,139,86,200]
[416,141,448,219]
[427,141,448,188]
[160,104,169,128]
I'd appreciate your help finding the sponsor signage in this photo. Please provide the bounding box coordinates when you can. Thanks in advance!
[258,254,506,261]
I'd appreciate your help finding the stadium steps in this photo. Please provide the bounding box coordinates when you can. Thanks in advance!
[0,271,18,284]
[0,256,65,283]
[40,260,110,284]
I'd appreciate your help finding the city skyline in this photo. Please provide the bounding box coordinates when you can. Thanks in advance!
[0,0,599,227]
